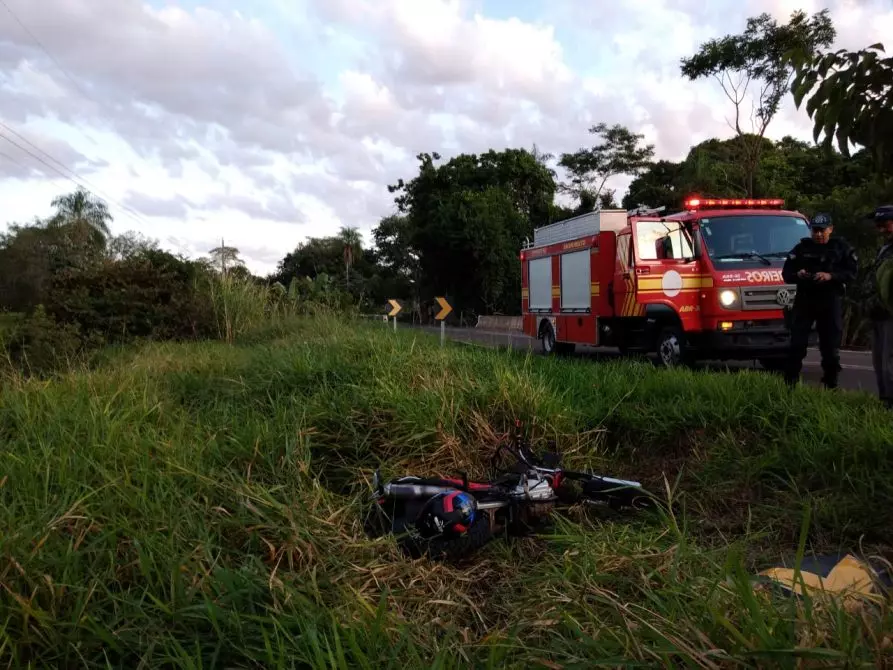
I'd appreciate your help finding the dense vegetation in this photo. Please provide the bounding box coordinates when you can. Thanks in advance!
[2,317,892,667]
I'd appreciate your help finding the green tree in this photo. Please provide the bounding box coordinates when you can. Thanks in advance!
[387,148,556,315]
[598,190,619,210]
[48,187,113,248]
[0,221,61,311]
[557,123,655,208]
[622,160,688,211]
[789,42,893,173]
[207,243,244,275]
[105,231,159,261]
[272,237,345,284]
[680,10,836,195]
[372,215,416,278]
[0,191,125,313]
[270,233,384,310]
[46,248,217,344]
[371,213,419,304]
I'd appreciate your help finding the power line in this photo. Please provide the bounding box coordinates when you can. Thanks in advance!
[0,121,152,227]
[0,121,96,186]
[0,145,75,194]
[0,0,172,234]
[0,0,152,229]
[0,0,97,104]
[0,130,149,229]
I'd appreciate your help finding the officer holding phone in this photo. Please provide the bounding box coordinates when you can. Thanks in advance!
[781,213,858,389]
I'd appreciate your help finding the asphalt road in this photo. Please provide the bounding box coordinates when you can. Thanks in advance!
[416,325,879,394]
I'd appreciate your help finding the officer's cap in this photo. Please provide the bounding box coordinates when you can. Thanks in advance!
[810,212,832,229]
[872,205,893,223]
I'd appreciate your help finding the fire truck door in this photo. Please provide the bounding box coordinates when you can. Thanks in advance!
[630,218,697,307]
[612,232,635,317]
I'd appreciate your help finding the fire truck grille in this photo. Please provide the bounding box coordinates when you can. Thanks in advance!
[740,284,797,311]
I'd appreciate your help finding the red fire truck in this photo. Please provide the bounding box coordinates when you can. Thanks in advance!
[520,197,814,368]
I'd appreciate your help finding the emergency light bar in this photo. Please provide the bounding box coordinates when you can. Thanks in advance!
[684,197,785,210]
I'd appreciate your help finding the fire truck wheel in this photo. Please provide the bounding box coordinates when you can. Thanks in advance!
[539,321,576,355]
[655,326,691,368]
[540,321,556,355]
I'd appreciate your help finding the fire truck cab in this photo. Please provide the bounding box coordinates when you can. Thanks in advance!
[520,197,814,368]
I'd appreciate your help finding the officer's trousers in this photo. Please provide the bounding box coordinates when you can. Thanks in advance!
[872,318,893,406]
[784,295,843,387]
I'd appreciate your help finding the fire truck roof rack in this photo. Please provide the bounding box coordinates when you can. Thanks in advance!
[530,209,628,248]
[627,204,666,217]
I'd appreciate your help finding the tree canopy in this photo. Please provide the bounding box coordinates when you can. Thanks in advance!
[557,123,655,209]
[789,43,893,173]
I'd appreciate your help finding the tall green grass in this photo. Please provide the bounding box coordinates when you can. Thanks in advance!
[1,315,891,667]
[204,274,305,344]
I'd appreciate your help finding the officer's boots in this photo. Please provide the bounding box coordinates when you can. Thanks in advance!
[821,361,842,390]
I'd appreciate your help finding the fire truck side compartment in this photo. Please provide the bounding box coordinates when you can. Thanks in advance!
[528,256,551,310]
[559,249,590,311]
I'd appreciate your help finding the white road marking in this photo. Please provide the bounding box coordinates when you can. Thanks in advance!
[805,362,874,371]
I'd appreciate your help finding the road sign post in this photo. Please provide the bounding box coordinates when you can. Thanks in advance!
[387,299,402,332]
[434,296,453,347]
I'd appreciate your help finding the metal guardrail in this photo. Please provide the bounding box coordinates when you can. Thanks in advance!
[360,313,525,331]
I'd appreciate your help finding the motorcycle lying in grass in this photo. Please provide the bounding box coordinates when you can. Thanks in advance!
[363,424,661,561]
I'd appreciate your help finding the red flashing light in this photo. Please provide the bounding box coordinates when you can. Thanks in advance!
[684,197,785,210]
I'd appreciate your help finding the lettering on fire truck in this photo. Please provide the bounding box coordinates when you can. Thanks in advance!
[720,270,784,283]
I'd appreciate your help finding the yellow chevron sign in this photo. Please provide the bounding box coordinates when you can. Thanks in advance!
[387,299,403,317]
[434,296,453,321]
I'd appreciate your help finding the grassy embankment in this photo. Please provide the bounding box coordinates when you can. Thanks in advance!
[2,315,892,667]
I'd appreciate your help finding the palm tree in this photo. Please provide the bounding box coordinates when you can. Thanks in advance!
[338,226,363,285]
[48,187,112,245]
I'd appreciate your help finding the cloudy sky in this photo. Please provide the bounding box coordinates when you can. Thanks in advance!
[1,0,891,276]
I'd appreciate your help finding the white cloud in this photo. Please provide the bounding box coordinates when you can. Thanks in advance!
[0,0,891,276]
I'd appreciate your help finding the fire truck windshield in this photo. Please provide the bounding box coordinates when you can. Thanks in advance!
[698,214,810,263]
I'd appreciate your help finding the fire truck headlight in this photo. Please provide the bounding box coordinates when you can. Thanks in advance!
[719,289,738,307]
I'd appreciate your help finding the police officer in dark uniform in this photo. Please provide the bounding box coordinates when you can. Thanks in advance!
[782,213,858,389]
[867,205,893,407]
